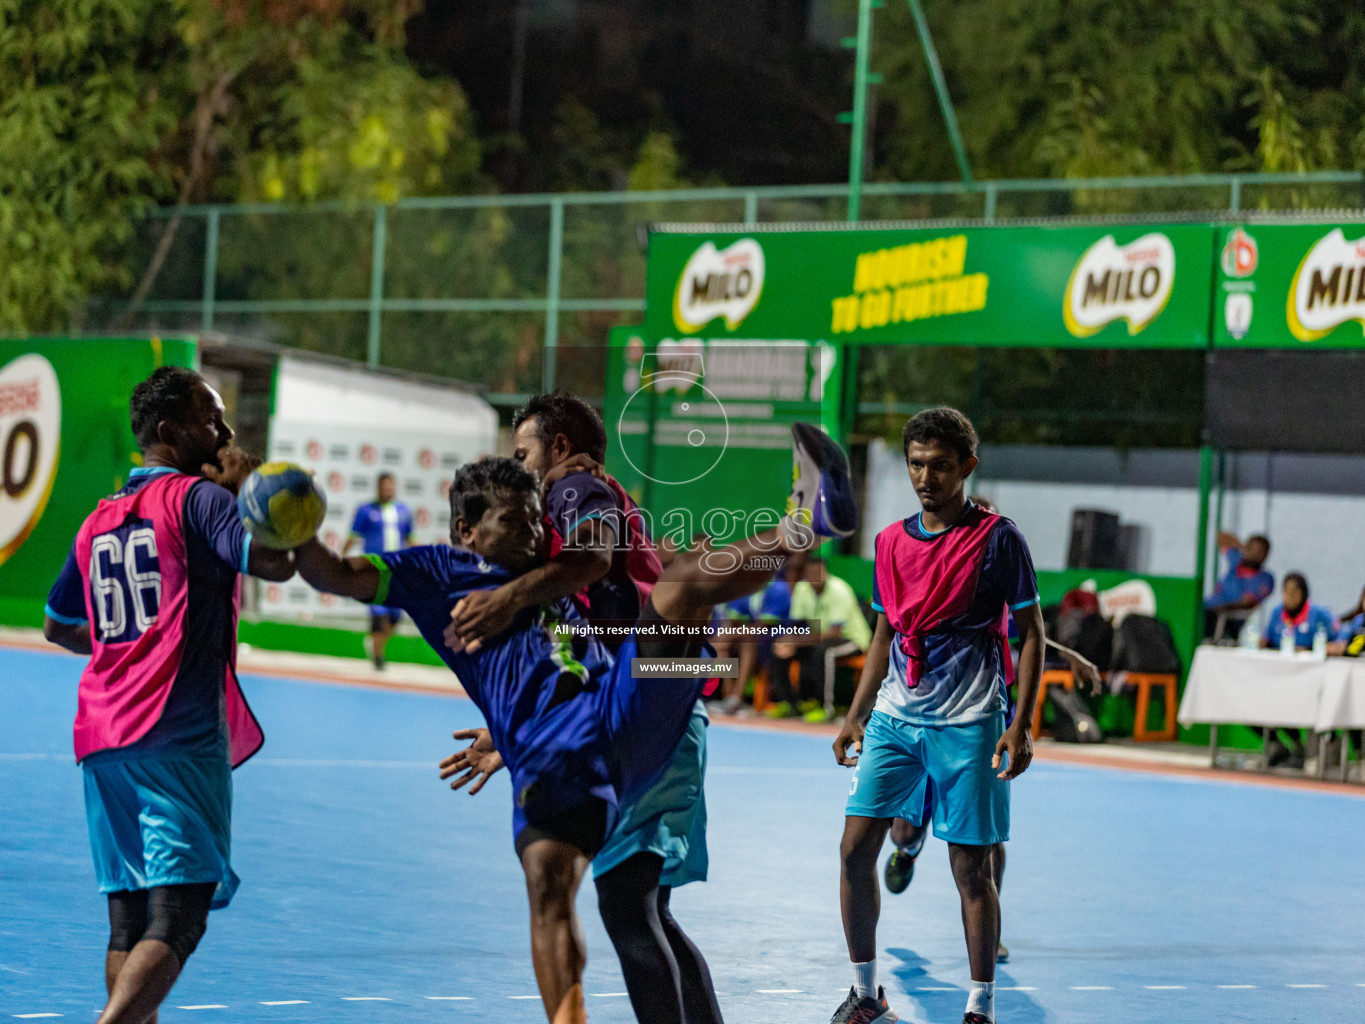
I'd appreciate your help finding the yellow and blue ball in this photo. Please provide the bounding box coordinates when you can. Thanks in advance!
[238,462,327,550]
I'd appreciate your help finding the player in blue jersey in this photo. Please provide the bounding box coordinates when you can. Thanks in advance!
[43,366,294,1024]
[441,391,720,1024]
[343,472,415,669]
[295,424,857,1024]
[828,409,1044,1024]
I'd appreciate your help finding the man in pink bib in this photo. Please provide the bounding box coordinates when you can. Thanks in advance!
[827,408,1044,1024]
[43,366,294,1024]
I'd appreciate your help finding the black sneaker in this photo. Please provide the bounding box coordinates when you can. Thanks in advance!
[996,940,1010,963]
[830,985,898,1023]
[884,849,917,894]
[963,1014,992,1024]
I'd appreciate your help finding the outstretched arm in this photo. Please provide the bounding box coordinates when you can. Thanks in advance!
[446,518,612,653]
[246,542,296,582]
[295,538,381,603]
[1045,637,1103,694]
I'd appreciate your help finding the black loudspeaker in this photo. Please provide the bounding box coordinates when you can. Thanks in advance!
[1067,509,1122,570]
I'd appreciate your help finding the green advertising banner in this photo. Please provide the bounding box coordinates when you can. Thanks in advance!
[0,337,195,623]
[602,326,828,536]
[1213,221,1365,348]
[647,223,1216,349]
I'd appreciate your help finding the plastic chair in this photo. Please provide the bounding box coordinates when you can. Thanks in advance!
[1030,668,1078,739]
[1125,672,1178,742]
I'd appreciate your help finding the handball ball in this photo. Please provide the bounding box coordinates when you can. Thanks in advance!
[238,462,327,550]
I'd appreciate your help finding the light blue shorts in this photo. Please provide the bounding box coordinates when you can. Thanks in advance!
[82,753,239,909]
[845,710,1009,846]
[593,705,708,888]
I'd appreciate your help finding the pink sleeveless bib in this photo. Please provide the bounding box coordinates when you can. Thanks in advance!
[71,473,263,767]
[873,505,1010,687]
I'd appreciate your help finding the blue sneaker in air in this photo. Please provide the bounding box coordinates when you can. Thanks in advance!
[783,423,858,546]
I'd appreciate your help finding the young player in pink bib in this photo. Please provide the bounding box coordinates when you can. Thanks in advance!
[44,367,294,1024]
[828,408,1045,1024]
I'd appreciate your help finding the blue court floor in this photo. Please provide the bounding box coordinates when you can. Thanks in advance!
[3,643,1364,1024]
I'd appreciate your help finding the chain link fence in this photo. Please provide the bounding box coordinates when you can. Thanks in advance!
[95,171,1365,405]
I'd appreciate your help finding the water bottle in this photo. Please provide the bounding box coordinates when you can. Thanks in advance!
[1313,624,1329,661]
[1280,625,1296,657]
[1239,608,1261,649]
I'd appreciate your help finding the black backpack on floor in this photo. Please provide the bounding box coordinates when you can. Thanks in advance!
[1047,686,1104,743]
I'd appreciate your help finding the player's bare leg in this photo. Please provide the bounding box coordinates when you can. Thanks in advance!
[949,842,1000,984]
[98,941,181,1024]
[521,838,591,1024]
[840,815,891,963]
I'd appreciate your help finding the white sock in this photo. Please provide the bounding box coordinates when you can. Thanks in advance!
[966,979,995,1021]
[852,960,877,1000]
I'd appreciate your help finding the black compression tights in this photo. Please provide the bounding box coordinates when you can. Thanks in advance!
[595,853,724,1024]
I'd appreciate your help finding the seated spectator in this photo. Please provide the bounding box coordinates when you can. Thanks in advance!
[1258,573,1338,769]
[1204,531,1274,638]
[1260,573,1337,651]
[710,558,794,715]
[765,557,872,722]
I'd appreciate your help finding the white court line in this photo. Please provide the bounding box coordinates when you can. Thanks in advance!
[341,997,390,1002]
[1070,986,1112,990]
[756,989,802,994]
[13,1015,63,1019]
[1218,985,1256,989]
[590,993,628,998]
[997,987,1037,992]
[1144,986,1187,990]
[1288,984,1326,988]
[425,997,473,1001]
[260,1001,310,1006]
[177,1007,227,1011]
[509,996,540,1000]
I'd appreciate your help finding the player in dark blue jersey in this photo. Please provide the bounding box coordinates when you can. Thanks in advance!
[295,426,857,1024]
[444,391,721,1024]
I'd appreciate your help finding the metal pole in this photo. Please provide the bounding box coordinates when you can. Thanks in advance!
[906,0,973,183]
[366,204,387,367]
[543,198,564,391]
[847,0,874,221]
[983,183,997,223]
[200,208,220,333]
[1194,443,1214,650]
[744,190,758,225]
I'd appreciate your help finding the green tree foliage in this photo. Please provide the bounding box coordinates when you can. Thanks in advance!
[0,0,482,334]
[0,0,180,332]
[871,0,1365,182]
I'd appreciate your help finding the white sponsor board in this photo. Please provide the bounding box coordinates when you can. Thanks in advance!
[261,422,469,620]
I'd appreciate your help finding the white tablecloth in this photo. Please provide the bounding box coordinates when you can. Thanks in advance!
[1178,647,1365,731]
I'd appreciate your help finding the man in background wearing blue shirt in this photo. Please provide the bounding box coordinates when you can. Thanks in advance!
[344,472,414,669]
[1204,531,1274,638]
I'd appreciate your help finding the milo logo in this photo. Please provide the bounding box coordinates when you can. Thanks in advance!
[1287,228,1365,342]
[672,239,765,334]
[0,354,62,567]
[1064,233,1175,337]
